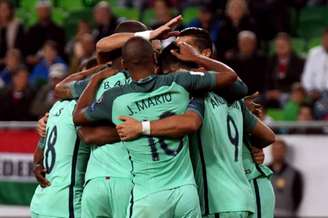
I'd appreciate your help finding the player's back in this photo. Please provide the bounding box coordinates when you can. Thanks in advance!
[190,92,254,215]
[109,74,200,200]
[30,100,89,218]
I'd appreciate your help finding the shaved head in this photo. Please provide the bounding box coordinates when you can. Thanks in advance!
[122,37,155,74]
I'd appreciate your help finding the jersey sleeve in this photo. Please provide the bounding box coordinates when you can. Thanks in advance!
[174,71,216,92]
[187,97,205,120]
[83,91,114,122]
[240,101,258,134]
[218,79,248,103]
[69,78,90,99]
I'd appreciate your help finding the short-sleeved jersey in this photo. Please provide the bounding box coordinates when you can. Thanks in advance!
[30,100,89,218]
[188,92,257,215]
[84,72,216,200]
[242,138,273,181]
[71,71,133,181]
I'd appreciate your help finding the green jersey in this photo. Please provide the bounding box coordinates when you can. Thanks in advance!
[189,93,258,215]
[84,71,216,200]
[30,100,89,218]
[242,139,273,181]
[70,71,133,180]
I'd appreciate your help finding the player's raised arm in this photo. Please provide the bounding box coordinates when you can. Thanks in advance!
[55,64,106,99]
[78,126,120,145]
[96,15,182,53]
[171,42,237,88]
[73,68,116,125]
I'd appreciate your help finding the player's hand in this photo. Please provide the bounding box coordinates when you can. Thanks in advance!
[244,92,262,117]
[171,42,200,62]
[251,147,265,164]
[33,164,50,188]
[150,15,182,40]
[37,113,49,137]
[116,116,142,141]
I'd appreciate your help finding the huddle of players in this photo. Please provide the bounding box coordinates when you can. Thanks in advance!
[30,15,276,218]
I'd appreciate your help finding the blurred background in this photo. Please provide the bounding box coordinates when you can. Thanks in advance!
[0,0,327,217]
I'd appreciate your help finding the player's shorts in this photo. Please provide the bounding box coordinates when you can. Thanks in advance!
[128,184,201,218]
[249,176,275,218]
[204,211,251,218]
[81,176,133,218]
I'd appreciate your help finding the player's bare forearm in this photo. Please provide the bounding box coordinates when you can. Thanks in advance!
[78,126,120,145]
[55,65,104,99]
[96,33,135,53]
[251,119,276,148]
[150,111,202,138]
[193,55,237,88]
[218,79,248,103]
[73,68,116,125]
[33,146,44,165]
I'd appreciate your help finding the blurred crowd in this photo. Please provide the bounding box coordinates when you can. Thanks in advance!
[0,0,328,122]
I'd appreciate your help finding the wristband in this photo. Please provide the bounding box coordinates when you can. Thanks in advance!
[141,121,151,135]
[134,31,152,40]
[33,163,42,170]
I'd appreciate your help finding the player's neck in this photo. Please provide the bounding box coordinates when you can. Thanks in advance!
[130,68,154,81]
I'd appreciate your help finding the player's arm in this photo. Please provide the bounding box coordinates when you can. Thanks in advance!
[73,68,116,125]
[242,101,276,148]
[33,139,50,187]
[171,42,237,88]
[54,64,106,99]
[116,98,204,140]
[96,15,182,53]
[116,111,201,140]
[78,126,120,145]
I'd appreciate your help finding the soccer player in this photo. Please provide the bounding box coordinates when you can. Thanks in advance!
[55,21,150,218]
[30,99,89,218]
[73,36,237,218]
[115,33,275,218]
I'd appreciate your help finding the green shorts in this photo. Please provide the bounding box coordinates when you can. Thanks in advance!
[249,176,275,218]
[81,177,133,218]
[129,184,201,218]
[204,211,251,218]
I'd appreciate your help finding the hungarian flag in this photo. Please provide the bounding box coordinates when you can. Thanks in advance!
[0,129,39,205]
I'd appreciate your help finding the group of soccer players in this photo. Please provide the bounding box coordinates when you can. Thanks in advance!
[30,15,276,218]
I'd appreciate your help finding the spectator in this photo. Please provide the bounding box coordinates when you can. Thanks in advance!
[0,66,35,121]
[66,20,92,58]
[24,0,65,65]
[269,139,304,217]
[92,1,119,42]
[29,41,66,87]
[0,0,24,63]
[281,83,307,121]
[302,28,328,95]
[187,3,220,44]
[229,30,267,94]
[30,63,66,118]
[216,0,257,60]
[69,33,96,74]
[266,33,305,107]
[0,49,22,88]
[298,103,314,121]
[150,0,175,29]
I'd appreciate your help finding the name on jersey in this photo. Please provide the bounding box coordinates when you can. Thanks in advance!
[103,79,130,90]
[210,95,239,110]
[127,93,172,115]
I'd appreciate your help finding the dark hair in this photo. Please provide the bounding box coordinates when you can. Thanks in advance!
[13,65,28,77]
[159,42,198,73]
[275,32,291,43]
[153,0,171,8]
[122,37,154,68]
[43,40,58,52]
[179,27,213,51]
[99,20,148,64]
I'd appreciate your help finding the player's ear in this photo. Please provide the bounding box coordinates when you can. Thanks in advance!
[201,48,212,58]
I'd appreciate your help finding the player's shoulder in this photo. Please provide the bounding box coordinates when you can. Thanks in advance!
[49,100,76,119]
